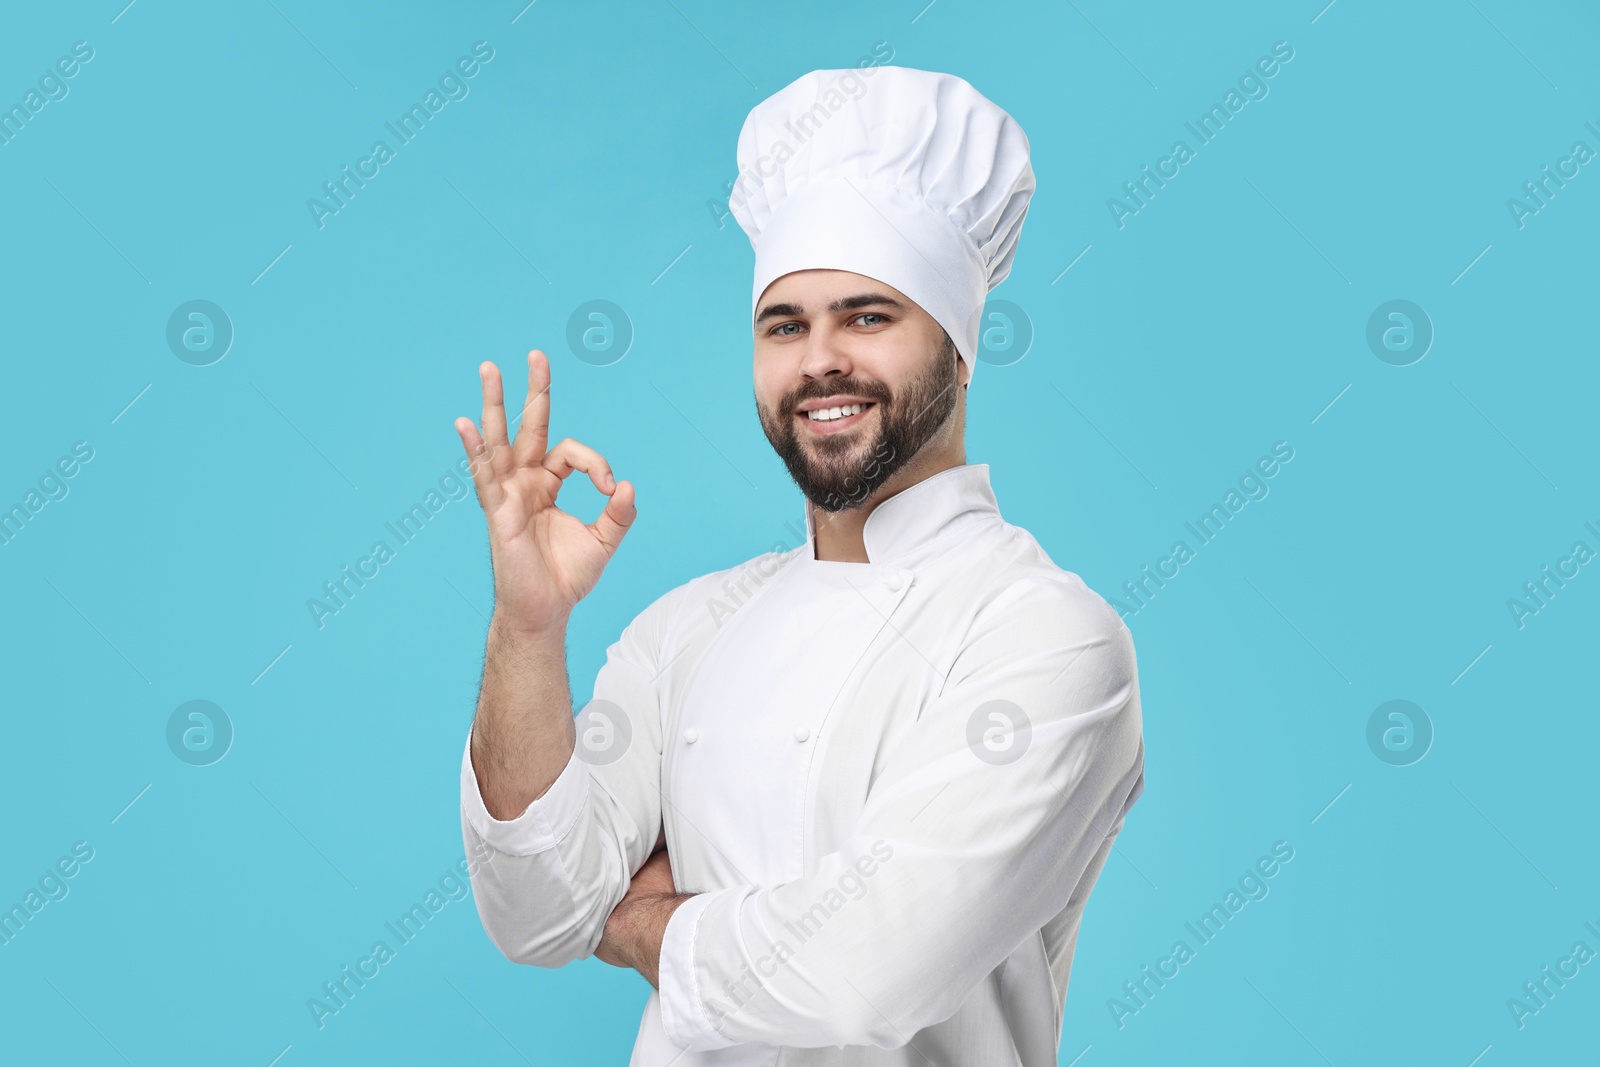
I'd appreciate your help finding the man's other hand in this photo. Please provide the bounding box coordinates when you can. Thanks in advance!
[596,847,692,987]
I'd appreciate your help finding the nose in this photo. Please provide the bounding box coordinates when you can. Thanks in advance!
[797,320,853,383]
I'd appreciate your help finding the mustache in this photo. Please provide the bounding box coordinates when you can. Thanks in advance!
[781,379,892,416]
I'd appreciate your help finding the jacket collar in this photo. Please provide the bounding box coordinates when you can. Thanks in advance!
[802,463,1001,566]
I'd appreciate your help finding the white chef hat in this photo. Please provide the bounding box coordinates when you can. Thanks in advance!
[729,65,1035,382]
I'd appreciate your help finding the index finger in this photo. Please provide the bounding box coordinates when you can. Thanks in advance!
[511,349,552,467]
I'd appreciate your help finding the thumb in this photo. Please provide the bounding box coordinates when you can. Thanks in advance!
[590,479,636,554]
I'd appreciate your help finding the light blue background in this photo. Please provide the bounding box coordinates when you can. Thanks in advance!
[2,1,1596,1063]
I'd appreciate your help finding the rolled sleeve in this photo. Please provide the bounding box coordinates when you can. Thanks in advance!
[460,729,592,856]
[657,887,745,1051]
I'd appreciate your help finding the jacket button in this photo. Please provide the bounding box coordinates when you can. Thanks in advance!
[793,725,810,742]
[684,728,700,744]
[885,573,904,592]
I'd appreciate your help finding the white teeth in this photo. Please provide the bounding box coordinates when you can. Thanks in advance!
[806,403,867,422]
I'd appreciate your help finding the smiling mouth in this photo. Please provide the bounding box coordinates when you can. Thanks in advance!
[797,401,876,433]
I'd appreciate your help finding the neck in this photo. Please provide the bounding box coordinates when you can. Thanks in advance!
[810,437,966,563]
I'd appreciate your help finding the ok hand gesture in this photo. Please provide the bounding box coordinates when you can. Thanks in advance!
[454,350,636,635]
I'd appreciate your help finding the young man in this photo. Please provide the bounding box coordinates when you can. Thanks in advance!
[456,66,1145,1064]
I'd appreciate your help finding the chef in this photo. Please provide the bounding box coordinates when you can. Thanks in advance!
[455,65,1145,1065]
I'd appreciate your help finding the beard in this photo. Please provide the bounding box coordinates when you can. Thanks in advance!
[757,334,961,514]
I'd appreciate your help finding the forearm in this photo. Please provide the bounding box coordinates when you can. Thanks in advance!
[604,886,697,988]
[460,598,677,968]
[469,614,577,820]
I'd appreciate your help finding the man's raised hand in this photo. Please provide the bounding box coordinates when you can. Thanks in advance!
[454,350,636,635]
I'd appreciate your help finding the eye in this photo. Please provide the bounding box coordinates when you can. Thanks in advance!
[768,321,804,337]
[852,312,890,327]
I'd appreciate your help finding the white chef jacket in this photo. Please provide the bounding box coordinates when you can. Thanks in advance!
[460,462,1145,1065]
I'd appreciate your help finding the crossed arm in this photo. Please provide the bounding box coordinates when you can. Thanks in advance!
[595,847,694,989]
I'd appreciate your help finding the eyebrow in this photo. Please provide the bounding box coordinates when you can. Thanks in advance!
[754,292,908,326]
